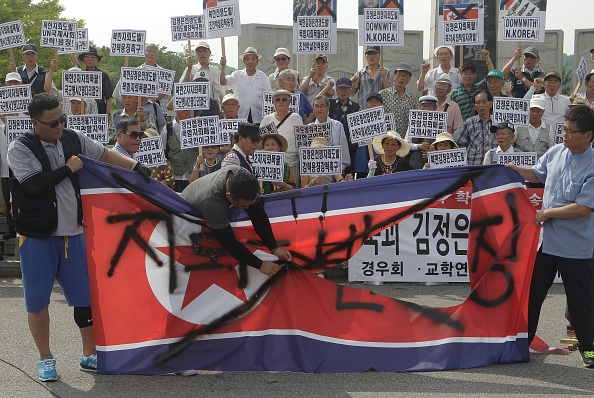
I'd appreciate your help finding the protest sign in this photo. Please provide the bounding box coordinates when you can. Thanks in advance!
[408,110,448,139]
[251,150,285,183]
[134,137,167,167]
[496,152,537,167]
[347,107,387,144]
[385,112,395,131]
[179,116,220,149]
[66,115,109,143]
[576,56,588,85]
[40,20,77,51]
[0,20,26,50]
[59,27,88,54]
[358,1,404,46]
[170,15,206,41]
[498,0,546,42]
[204,0,241,39]
[119,67,159,97]
[62,70,102,99]
[0,85,31,115]
[259,121,278,136]
[492,97,529,126]
[294,122,333,148]
[4,116,33,144]
[142,66,175,97]
[293,0,337,54]
[110,30,146,57]
[299,146,341,176]
[173,82,210,110]
[262,91,300,117]
[427,148,467,169]
[219,118,247,145]
[438,2,484,46]
[553,122,563,145]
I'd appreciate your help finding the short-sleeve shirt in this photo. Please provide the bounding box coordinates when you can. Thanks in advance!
[7,129,106,236]
[181,165,246,230]
[533,144,594,259]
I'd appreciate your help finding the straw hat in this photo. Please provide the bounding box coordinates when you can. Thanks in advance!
[430,132,459,151]
[259,133,288,152]
[311,136,330,147]
[372,132,410,157]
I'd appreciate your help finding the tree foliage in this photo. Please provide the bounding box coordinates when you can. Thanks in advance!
[0,0,84,86]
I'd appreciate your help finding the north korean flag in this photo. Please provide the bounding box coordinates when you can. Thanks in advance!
[78,159,539,374]
[443,4,479,21]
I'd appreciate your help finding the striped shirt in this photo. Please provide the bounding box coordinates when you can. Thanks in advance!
[454,115,497,165]
[450,79,486,121]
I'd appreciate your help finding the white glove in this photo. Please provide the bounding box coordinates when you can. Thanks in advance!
[368,160,377,170]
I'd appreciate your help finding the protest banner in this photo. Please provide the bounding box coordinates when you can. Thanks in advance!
[119,67,159,98]
[134,136,167,167]
[408,110,448,139]
[299,146,341,176]
[427,148,467,169]
[0,20,26,51]
[204,0,241,39]
[173,82,210,111]
[498,0,546,42]
[170,15,206,41]
[262,91,300,117]
[66,115,109,143]
[346,107,387,144]
[0,85,31,115]
[293,0,337,53]
[62,70,102,99]
[4,116,33,144]
[294,122,332,148]
[59,27,88,54]
[251,150,285,183]
[142,66,175,97]
[110,30,146,57]
[384,112,395,132]
[496,152,537,167]
[259,121,278,136]
[219,118,247,145]
[438,2,483,46]
[553,122,563,145]
[179,116,220,149]
[492,97,529,126]
[358,1,404,46]
[40,20,77,51]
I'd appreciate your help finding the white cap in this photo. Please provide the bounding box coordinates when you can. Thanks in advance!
[222,93,239,104]
[273,48,290,58]
[193,71,210,81]
[530,96,546,110]
[5,72,22,83]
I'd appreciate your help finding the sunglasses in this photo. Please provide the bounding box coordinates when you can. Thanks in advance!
[123,130,146,139]
[274,97,289,102]
[275,57,289,62]
[35,114,66,129]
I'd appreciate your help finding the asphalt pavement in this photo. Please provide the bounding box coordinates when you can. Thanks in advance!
[1,276,593,398]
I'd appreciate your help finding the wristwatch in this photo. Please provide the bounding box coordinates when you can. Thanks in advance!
[522,77,526,82]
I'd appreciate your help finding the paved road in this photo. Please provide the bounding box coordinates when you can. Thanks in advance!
[1,277,592,398]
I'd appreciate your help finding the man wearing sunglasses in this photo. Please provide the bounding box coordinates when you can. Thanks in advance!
[181,165,292,277]
[268,47,301,91]
[6,93,151,382]
[502,47,545,98]
[113,119,146,157]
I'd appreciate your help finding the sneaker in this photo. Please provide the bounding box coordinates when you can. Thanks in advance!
[79,350,97,372]
[177,369,198,376]
[38,356,58,381]
[581,350,594,368]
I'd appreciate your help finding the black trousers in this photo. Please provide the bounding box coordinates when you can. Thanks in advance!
[1,177,14,235]
[528,249,594,351]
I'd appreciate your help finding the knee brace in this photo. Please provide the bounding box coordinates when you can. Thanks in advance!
[74,306,93,328]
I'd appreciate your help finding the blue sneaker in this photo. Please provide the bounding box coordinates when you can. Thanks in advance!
[79,350,97,372]
[38,356,58,381]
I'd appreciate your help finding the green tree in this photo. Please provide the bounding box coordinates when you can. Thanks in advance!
[0,0,84,87]
[562,63,573,96]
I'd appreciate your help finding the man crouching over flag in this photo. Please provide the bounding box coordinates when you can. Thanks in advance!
[7,92,152,382]
[180,165,292,276]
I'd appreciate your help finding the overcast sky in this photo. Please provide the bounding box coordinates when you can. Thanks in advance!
[56,0,591,69]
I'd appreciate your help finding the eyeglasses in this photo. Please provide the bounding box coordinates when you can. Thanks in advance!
[562,126,584,135]
[524,54,537,59]
[274,97,289,102]
[123,130,146,139]
[274,57,289,62]
[35,114,66,129]
[395,72,411,78]
[83,55,97,59]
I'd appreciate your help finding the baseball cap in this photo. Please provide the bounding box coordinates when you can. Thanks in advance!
[544,70,562,81]
[222,93,239,104]
[524,47,540,58]
[196,41,210,50]
[530,96,545,110]
[461,62,477,73]
[436,74,452,85]
[335,77,352,88]
[5,72,22,83]
[394,62,412,75]
[366,92,383,103]
[419,95,438,104]
[273,48,290,58]
[315,54,328,63]
[193,71,210,81]
[22,44,37,54]
[486,69,504,80]
[365,46,380,54]
[490,121,515,135]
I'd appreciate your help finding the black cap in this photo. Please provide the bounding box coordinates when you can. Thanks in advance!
[22,44,38,54]
[238,122,261,140]
[461,62,477,73]
[365,46,380,54]
[490,121,515,135]
[365,92,383,103]
[78,47,103,62]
